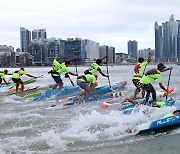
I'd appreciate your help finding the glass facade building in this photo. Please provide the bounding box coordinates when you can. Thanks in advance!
[64,38,84,64]
[20,27,31,53]
[32,29,47,40]
[128,40,138,60]
[155,15,180,62]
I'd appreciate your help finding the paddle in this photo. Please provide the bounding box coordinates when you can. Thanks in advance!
[36,75,43,78]
[69,76,75,86]
[166,69,172,100]
[7,78,12,84]
[65,73,75,86]
[105,59,112,90]
[74,53,78,75]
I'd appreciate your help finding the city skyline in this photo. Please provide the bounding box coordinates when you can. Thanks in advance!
[0,0,180,53]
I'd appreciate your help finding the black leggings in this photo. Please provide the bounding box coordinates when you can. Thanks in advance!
[141,83,156,102]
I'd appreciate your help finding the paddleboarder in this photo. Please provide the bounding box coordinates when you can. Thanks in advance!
[11,67,38,93]
[51,60,78,91]
[84,56,109,78]
[76,74,98,99]
[0,70,9,86]
[132,52,152,99]
[140,63,173,106]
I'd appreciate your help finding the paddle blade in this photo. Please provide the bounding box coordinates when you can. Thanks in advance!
[101,103,109,108]
[163,87,174,97]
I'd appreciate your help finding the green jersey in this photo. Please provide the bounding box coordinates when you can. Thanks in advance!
[163,113,173,118]
[133,61,148,80]
[140,70,162,84]
[88,63,99,74]
[0,72,5,78]
[12,70,26,79]
[78,74,96,84]
[53,59,61,71]
[53,62,69,76]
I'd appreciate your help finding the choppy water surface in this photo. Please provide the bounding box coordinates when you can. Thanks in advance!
[0,64,180,154]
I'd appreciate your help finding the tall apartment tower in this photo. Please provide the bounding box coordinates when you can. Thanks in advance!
[154,21,163,61]
[99,45,115,63]
[83,39,99,61]
[155,15,180,62]
[128,40,138,60]
[20,27,31,52]
[32,29,47,40]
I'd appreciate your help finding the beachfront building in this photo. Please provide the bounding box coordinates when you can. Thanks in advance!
[137,48,155,60]
[128,40,138,60]
[31,39,48,66]
[15,52,32,66]
[155,15,180,62]
[64,38,85,64]
[32,29,47,40]
[99,45,115,64]
[20,27,31,53]
[83,39,99,62]
[0,45,15,67]
[31,38,65,66]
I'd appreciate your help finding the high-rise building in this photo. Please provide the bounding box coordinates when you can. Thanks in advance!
[177,20,180,61]
[20,27,31,53]
[31,38,65,65]
[128,40,138,60]
[155,15,180,62]
[83,39,99,61]
[64,38,84,64]
[154,22,163,61]
[32,29,47,40]
[0,45,14,67]
[99,45,115,63]
[137,48,155,60]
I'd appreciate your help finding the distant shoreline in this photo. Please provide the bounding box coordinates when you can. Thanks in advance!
[1,62,179,68]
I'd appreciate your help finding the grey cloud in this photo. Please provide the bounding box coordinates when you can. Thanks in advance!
[0,0,180,52]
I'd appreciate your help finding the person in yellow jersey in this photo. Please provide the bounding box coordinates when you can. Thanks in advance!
[0,70,10,86]
[132,52,151,99]
[12,67,38,93]
[49,52,75,75]
[51,60,78,90]
[52,53,62,72]
[140,63,173,106]
[163,110,180,118]
[76,74,98,99]
[84,56,109,78]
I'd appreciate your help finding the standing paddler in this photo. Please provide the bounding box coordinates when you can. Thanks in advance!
[0,70,10,86]
[49,53,78,91]
[132,52,151,99]
[11,67,38,93]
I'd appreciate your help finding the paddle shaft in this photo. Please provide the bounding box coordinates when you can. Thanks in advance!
[75,59,78,75]
[106,61,111,89]
[36,75,43,78]
[68,76,75,86]
[166,69,172,100]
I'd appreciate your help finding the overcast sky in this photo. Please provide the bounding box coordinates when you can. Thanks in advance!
[0,0,180,53]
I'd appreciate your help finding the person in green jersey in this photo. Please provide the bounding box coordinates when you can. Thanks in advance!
[51,61,78,91]
[132,52,151,99]
[76,74,98,99]
[12,67,38,93]
[0,70,9,85]
[140,63,173,106]
[52,53,62,72]
[49,52,75,75]
[84,56,109,78]
[163,110,180,118]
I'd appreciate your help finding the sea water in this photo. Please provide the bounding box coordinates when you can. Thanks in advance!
[0,64,180,154]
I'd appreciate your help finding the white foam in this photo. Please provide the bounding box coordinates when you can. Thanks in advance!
[40,129,66,151]
[61,110,143,141]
